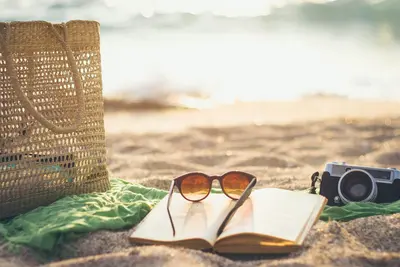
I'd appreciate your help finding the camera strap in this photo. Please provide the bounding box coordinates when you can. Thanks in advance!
[309,171,321,194]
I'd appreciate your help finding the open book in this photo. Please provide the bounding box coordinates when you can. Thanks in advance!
[129,188,327,254]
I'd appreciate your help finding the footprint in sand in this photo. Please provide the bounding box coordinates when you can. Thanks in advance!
[117,144,163,154]
[337,142,376,157]
[139,178,172,190]
[189,139,219,149]
[364,133,396,143]
[297,154,329,166]
[373,151,400,166]
[231,155,300,168]
[108,162,131,173]
[165,134,193,144]
[186,154,232,167]
[224,141,270,151]
[141,160,195,172]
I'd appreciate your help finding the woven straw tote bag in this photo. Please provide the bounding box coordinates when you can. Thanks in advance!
[0,20,110,219]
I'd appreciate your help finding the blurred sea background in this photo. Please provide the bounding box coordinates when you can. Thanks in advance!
[2,0,400,109]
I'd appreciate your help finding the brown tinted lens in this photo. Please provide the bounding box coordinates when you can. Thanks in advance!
[180,174,210,201]
[222,173,251,199]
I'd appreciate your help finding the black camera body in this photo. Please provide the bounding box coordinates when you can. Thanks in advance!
[318,162,400,206]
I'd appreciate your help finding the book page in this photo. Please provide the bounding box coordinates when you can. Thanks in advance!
[217,188,326,244]
[129,192,236,246]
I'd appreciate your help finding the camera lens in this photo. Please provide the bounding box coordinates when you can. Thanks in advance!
[338,169,378,204]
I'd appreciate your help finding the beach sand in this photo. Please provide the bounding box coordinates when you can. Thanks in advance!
[1,96,400,267]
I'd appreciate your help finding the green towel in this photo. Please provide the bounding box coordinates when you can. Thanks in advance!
[0,179,167,252]
[321,200,400,221]
[0,178,399,253]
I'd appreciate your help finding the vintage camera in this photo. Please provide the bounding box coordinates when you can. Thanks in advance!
[315,162,400,206]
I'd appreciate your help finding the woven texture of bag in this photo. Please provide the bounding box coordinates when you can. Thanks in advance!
[0,20,110,219]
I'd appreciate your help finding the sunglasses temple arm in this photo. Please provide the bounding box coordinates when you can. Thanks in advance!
[216,177,257,236]
[167,180,176,237]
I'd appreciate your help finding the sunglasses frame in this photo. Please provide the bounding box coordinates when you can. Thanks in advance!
[167,171,257,236]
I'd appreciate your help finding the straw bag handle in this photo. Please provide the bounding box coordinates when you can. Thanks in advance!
[0,22,85,134]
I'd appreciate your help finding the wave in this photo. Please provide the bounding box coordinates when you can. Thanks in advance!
[103,88,215,111]
[2,0,400,31]
[103,91,350,112]
[103,98,184,112]
[112,1,400,35]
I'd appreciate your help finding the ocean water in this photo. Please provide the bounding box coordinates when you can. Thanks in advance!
[2,0,400,108]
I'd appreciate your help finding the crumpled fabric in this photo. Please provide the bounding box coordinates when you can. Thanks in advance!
[320,200,400,221]
[0,178,167,251]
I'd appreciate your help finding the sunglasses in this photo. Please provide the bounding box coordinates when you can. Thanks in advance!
[167,171,257,236]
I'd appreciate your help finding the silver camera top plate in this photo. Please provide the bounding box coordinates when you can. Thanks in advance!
[324,161,399,184]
